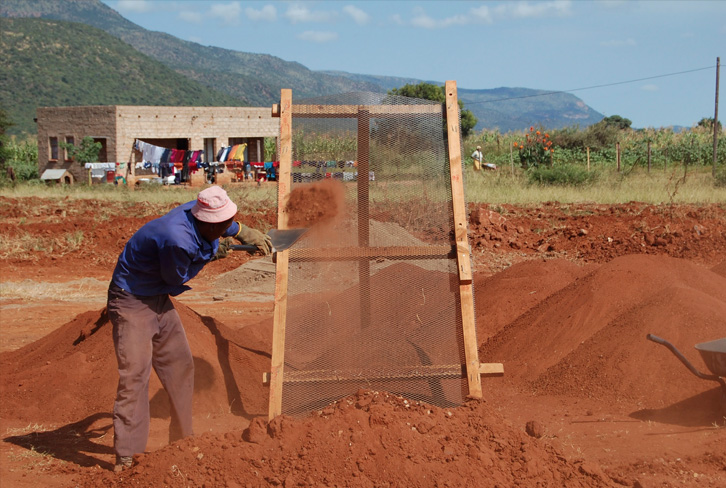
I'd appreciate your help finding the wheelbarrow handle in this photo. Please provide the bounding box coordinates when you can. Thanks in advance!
[646,334,668,346]
[646,334,720,382]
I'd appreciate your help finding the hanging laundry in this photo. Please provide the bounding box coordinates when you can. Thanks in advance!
[230,143,247,161]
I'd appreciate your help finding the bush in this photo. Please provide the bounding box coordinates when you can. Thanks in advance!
[527,164,598,187]
[714,168,726,188]
[514,127,554,169]
[1,137,38,184]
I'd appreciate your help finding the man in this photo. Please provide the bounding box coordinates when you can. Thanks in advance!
[471,146,483,171]
[107,186,271,472]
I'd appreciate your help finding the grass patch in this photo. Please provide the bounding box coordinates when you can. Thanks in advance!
[0,278,108,301]
[526,164,598,187]
[0,232,84,259]
[1,165,724,208]
[0,182,278,208]
[464,165,726,204]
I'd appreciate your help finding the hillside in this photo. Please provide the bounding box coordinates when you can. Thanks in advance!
[324,72,604,132]
[0,0,383,109]
[0,18,242,136]
[0,0,604,135]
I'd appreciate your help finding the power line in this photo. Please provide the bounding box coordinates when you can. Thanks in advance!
[464,66,715,106]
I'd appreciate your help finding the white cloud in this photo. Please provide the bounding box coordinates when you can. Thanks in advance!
[641,84,659,91]
[298,30,338,43]
[497,0,572,19]
[209,2,242,23]
[391,14,404,25]
[600,38,637,47]
[285,4,335,23]
[246,5,277,22]
[470,5,494,24]
[116,0,154,13]
[410,7,468,29]
[178,10,202,24]
[343,5,369,25]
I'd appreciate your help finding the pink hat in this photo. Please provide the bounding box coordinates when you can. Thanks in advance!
[191,186,238,223]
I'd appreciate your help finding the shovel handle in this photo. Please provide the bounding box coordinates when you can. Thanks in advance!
[230,244,259,253]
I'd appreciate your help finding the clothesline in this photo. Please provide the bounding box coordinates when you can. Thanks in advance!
[134,139,204,165]
[216,144,247,163]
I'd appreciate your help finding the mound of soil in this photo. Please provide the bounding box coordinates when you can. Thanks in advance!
[73,390,617,488]
[474,258,597,343]
[480,254,726,410]
[0,301,273,423]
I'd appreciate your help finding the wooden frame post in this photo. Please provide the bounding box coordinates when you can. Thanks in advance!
[445,80,482,399]
[268,89,292,419]
[357,109,371,329]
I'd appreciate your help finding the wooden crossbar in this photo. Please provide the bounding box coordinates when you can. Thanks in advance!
[263,363,503,385]
[287,245,454,262]
[272,104,443,118]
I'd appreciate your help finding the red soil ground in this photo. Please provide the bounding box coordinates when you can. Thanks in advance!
[1,195,725,487]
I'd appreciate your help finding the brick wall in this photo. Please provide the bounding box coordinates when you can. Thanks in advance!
[36,106,117,183]
[37,106,279,183]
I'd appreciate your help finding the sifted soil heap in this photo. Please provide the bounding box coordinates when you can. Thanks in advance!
[0,301,273,423]
[480,254,726,411]
[2,251,726,486]
[473,258,598,343]
[3,255,724,422]
[73,390,618,488]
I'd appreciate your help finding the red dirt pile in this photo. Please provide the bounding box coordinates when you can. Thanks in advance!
[2,252,725,486]
[480,254,726,411]
[0,301,273,423]
[74,390,617,488]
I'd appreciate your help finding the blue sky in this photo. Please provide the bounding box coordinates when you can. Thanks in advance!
[100,0,725,129]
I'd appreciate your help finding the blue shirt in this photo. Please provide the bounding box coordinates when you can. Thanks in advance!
[111,201,239,296]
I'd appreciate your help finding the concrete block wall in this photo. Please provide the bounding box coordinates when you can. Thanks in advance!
[36,106,117,183]
[115,106,279,171]
[37,105,280,183]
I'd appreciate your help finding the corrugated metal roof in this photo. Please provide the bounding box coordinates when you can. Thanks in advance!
[40,169,71,180]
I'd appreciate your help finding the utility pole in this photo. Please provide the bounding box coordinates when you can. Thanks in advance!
[714,57,720,177]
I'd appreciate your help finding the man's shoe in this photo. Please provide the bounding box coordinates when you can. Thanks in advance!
[114,455,133,473]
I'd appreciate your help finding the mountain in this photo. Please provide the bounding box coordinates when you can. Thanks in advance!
[0,0,604,135]
[458,87,603,132]
[0,18,242,136]
[322,73,604,132]
[0,0,383,108]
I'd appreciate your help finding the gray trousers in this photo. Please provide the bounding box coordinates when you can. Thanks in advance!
[107,283,194,457]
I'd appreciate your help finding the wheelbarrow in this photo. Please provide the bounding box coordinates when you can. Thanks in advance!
[646,334,726,400]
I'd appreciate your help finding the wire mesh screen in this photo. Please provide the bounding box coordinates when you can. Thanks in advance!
[278,92,472,416]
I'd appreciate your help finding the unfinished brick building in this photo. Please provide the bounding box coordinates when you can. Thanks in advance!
[36,106,279,184]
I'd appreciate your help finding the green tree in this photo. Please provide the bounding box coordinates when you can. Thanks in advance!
[0,107,13,171]
[697,117,722,131]
[389,83,478,137]
[600,115,632,130]
[59,136,102,164]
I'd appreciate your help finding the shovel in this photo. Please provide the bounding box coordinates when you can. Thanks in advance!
[230,228,308,253]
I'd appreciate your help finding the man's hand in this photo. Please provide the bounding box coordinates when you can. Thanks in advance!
[235,224,272,254]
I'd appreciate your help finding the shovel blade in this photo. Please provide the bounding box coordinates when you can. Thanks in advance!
[268,228,308,251]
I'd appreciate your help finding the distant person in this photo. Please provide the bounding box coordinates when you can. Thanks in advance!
[107,186,271,472]
[471,146,483,171]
